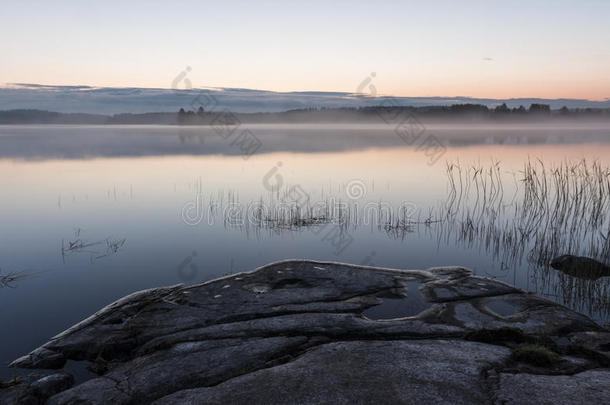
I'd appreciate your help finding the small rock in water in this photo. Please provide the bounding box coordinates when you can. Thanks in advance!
[550,254,610,280]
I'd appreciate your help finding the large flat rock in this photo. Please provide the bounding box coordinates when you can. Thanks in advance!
[152,339,510,405]
[2,260,609,404]
[495,370,610,404]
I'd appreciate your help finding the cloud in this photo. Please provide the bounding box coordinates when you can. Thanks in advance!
[1,84,609,114]
[9,83,94,90]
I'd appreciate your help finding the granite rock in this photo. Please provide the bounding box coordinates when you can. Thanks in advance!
[3,260,608,404]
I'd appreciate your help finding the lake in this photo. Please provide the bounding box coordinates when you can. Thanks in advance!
[2,123,610,379]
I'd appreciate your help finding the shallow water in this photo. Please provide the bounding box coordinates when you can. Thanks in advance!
[1,123,610,378]
[362,281,430,320]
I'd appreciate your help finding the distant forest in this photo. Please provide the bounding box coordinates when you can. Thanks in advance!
[1,103,610,124]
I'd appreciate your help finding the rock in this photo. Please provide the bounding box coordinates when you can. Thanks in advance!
[152,340,510,405]
[5,260,610,404]
[11,347,66,370]
[570,331,610,353]
[28,373,74,400]
[420,274,520,302]
[569,331,610,364]
[47,336,308,405]
[495,370,610,404]
[550,254,610,280]
[0,373,73,405]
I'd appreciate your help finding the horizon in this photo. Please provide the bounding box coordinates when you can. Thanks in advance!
[2,82,610,115]
[4,82,610,102]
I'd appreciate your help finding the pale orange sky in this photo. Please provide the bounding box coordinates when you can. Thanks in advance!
[1,1,609,100]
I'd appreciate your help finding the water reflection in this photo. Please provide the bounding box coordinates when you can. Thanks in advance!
[2,127,610,380]
[437,159,610,318]
[362,281,431,320]
[194,157,610,319]
[2,124,610,160]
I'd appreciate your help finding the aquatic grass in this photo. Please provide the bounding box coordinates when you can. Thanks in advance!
[441,158,610,318]
[443,158,610,266]
[61,230,127,263]
[191,158,610,319]
[0,269,32,288]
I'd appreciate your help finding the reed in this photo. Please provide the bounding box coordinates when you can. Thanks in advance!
[440,158,610,318]
[0,270,30,288]
[193,158,610,318]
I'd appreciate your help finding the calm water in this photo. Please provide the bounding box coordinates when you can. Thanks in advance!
[2,123,610,378]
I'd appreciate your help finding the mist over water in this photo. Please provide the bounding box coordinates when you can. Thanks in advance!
[1,122,609,159]
[1,123,610,378]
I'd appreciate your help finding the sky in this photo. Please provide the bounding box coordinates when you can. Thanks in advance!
[1,0,609,100]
